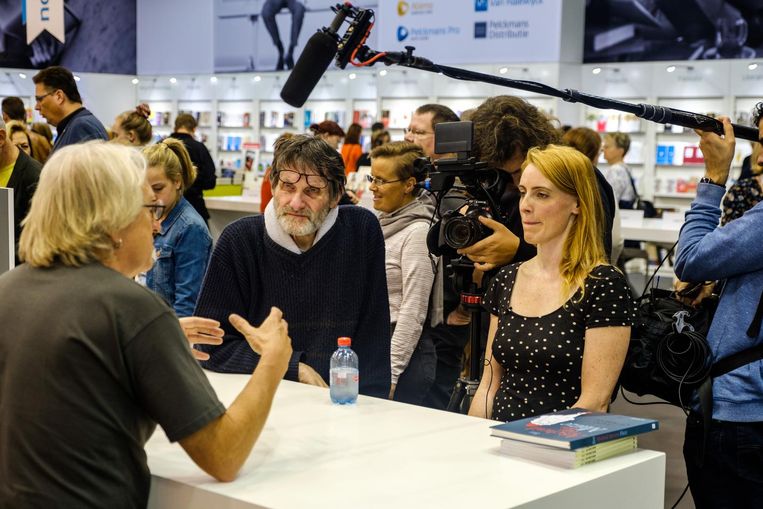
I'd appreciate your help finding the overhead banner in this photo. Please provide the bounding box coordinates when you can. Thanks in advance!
[0,0,136,74]
[584,0,763,62]
[376,0,563,64]
[25,0,65,44]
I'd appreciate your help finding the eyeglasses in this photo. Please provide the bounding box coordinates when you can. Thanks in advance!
[144,202,166,220]
[34,90,57,104]
[277,169,329,189]
[366,174,404,187]
[404,127,433,138]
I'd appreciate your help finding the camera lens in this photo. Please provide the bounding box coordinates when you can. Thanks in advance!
[443,216,479,249]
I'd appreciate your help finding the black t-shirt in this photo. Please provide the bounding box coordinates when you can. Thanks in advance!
[0,263,225,508]
[483,263,635,422]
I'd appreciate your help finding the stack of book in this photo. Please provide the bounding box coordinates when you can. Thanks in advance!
[490,409,658,469]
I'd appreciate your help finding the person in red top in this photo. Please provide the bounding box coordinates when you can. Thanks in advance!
[341,123,363,175]
[260,133,295,213]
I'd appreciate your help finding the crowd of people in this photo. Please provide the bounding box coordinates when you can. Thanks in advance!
[1,64,762,508]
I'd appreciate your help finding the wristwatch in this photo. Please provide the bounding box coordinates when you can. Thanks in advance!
[699,177,725,189]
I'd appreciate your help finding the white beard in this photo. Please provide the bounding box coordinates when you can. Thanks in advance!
[276,204,330,237]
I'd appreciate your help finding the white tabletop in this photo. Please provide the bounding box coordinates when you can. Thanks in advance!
[205,195,261,213]
[621,217,683,244]
[146,372,665,509]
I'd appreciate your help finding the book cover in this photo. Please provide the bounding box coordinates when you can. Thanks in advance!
[499,436,638,469]
[489,409,658,450]
[283,112,295,128]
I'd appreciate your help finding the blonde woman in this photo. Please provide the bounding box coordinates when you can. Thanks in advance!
[143,139,212,317]
[112,104,153,147]
[469,145,635,421]
[0,142,292,502]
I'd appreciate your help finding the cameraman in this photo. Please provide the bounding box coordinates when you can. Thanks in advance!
[459,96,615,272]
[674,116,763,508]
[404,103,472,410]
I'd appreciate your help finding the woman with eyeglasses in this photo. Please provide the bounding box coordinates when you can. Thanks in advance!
[143,138,213,317]
[0,142,294,504]
[370,141,438,404]
[6,120,34,159]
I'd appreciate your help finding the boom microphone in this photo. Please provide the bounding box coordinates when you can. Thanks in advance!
[280,31,338,108]
[280,4,357,108]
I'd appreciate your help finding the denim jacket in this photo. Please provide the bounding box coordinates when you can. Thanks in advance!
[146,197,212,317]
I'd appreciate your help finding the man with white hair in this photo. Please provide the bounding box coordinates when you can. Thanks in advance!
[0,117,41,261]
[196,134,392,399]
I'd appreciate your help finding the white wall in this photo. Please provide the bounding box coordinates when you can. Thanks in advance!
[0,70,136,129]
[137,0,214,75]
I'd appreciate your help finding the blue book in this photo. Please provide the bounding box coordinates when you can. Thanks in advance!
[490,409,658,450]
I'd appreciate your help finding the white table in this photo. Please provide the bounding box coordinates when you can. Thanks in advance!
[146,372,665,509]
[620,217,683,244]
[205,196,261,241]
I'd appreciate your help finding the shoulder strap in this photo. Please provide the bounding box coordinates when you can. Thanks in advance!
[621,164,641,201]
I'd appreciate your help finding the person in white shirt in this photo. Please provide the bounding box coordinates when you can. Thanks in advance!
[601,132,637,208]
[370,141,438,404]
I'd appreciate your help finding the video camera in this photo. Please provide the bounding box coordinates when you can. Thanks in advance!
[418,121,508,259]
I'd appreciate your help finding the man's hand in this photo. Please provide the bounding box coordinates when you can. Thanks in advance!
[673,279,715,308]
[457,216,519,271]
[298,362,328,388]
[230,308,292,375]
[695,116,736,186]
[179,316,224,361]
[447,305,471,326]
[389,383,397,400]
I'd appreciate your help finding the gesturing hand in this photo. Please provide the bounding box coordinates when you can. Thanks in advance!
[230,308,292,373]
[179,316,224,361]
[298,362,328,388]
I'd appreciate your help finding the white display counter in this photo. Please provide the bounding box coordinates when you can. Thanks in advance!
[146,371,666,509]
[205,196,261,240]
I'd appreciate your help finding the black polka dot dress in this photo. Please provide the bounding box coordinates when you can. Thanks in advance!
[483,263,636,423]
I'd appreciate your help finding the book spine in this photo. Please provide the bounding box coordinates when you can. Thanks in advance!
[570,422,658,449]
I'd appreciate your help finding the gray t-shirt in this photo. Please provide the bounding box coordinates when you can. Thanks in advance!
[0,263,225,508]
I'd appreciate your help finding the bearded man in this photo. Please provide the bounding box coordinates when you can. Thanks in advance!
[195,135,391,398]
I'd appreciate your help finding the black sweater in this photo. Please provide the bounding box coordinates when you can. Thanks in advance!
[195,206,392,398]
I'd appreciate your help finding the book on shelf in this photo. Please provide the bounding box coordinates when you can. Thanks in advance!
[499,435,638,469]
[489,408,658,450]
[283,112,295,128]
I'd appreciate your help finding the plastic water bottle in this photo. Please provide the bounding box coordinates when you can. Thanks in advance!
[330,337,359,404]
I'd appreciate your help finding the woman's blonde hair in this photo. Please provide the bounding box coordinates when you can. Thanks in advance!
[142,138,197,198]
[522,144,608,301]
[370,140,425,186]
[19,142,146,267]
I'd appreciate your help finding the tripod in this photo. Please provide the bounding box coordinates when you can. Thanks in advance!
[446,260,484,414]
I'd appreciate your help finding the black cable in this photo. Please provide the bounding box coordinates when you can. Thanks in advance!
[671,482,690,509]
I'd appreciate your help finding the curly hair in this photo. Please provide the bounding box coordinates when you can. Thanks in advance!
[752,102,763,129]
[471,96,560,169]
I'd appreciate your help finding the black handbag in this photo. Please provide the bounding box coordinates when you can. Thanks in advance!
[620,287,717,408]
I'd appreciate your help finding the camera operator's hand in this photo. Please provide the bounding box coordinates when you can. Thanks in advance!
[457,216,520,271]
[694,116,735,186]
[447,305,471,326]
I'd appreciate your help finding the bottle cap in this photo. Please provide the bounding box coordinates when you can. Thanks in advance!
[337,336,351,347]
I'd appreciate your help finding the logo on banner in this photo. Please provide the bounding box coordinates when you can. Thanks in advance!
[397,1,409,16]
[475,0,488,11]
[25,0,65,44]
[397,26,409,42]
[474,22,487,39]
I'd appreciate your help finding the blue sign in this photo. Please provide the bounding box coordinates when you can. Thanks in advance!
[475,0,488,12]
[397,26,409,42]
[474,22,486,39]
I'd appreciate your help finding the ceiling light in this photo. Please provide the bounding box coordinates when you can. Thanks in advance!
[169,77,177,84]
[18,72,26,79]
[210,76,218,83]
[592,67,602,75]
